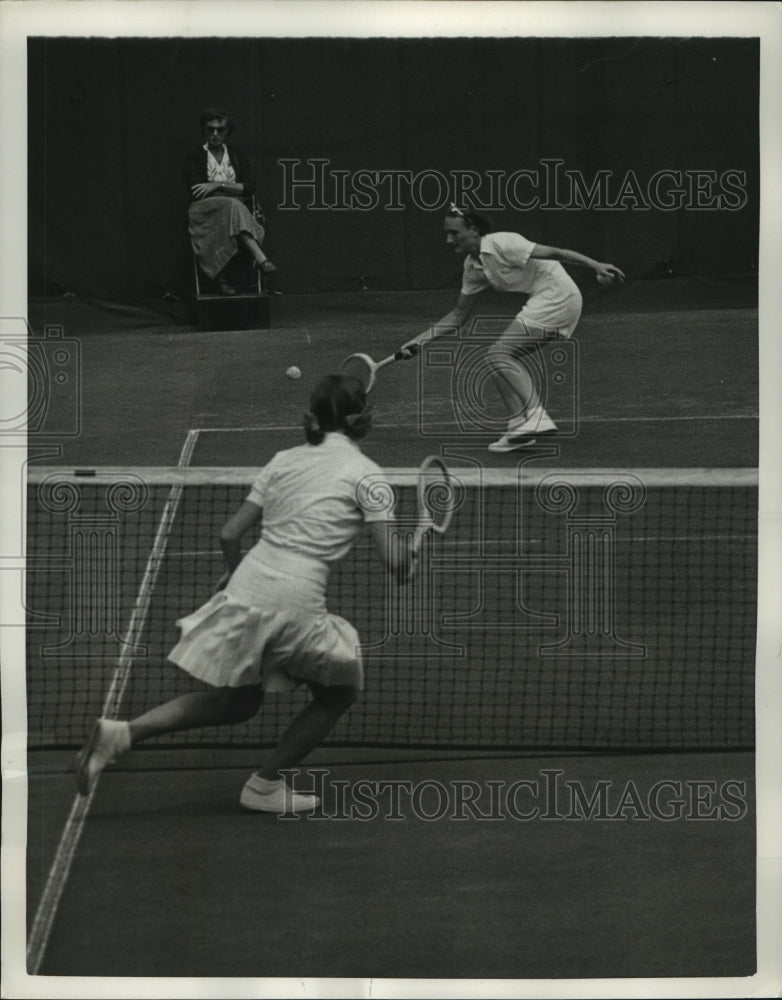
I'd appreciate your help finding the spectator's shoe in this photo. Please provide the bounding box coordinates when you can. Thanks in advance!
[257,260,278,275]
[74,718,131,796]
[217,277,237,296]
[239,774,320,814]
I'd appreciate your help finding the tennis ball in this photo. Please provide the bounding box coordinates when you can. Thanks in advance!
[596,274,613,286]
[285,365,302,381]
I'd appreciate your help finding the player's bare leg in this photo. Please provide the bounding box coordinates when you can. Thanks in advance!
[486,320,557,453]
[257,682,357,780]
[240,681,357,813]
[74,685,264,795]
[486,320,540,417]
[128,685,264,743]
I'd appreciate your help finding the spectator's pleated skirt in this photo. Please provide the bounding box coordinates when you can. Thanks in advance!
[188,196,266,279]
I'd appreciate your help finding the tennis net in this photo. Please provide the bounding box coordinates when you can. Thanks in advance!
[25,464,757,751]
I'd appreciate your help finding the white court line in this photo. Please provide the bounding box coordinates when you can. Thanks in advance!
[578,414,757,422]
[26,429,200,975]
[167,534,755,559]
[194,413,758,433]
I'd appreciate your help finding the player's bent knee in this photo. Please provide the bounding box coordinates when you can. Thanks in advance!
[341,686,359,710]
[221,684,264,721]
[487,341,523,371]
[328,686,358,712]
[311,682,358,712]
[487,339,518,362]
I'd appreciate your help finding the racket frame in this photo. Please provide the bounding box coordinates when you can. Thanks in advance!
[341,344,418,393]
[415,454,455,541]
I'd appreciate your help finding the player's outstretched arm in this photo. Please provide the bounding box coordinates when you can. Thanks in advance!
[367,520,414,584]
[368,520,423,584]
[399,293,476,357]
[367,507,436,584]
[219,500,263,574]
[531,244,625,284]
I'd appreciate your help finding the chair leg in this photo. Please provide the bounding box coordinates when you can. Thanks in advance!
[192,251,202,297]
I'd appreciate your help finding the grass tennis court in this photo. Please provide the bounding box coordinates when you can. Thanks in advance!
[30,753,754,980]
[25,276,758,980]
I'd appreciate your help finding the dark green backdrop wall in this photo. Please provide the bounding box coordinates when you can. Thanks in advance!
[27,36,759,301]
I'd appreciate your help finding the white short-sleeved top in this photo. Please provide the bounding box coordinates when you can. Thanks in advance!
[245,433,394,564]
[461,232,582,336]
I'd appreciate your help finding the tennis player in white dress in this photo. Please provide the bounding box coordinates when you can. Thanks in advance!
[75,375,423,813]
[399,204,625,452]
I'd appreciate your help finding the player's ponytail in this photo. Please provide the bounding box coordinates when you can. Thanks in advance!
[303,411,325,445]
[343,408,373,441]
[304,374,372,445]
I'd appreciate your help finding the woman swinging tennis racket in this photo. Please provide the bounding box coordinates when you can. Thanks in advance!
[398,204,625,452]
[75,374,427,814]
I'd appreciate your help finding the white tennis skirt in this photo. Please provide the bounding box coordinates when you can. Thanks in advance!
[168,543,363,692]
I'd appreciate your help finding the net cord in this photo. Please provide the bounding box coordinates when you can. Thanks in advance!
[25,466,759,487]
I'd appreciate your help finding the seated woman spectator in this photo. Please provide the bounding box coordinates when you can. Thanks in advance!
[184,106,277,296]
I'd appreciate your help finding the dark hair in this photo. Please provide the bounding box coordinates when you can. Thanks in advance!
[303,375,372,445]
[199,106,235,135]
[446,205,492,235]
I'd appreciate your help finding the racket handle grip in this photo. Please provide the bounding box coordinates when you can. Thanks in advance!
[395,344,420,361]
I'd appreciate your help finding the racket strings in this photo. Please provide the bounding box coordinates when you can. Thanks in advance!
[421,471,453,530]
[342,355,374,389]
[417,457,457,535]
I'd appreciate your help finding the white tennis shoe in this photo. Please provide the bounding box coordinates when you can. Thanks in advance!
[240,774,321,814]
[488,408,558,452]
[74,718,131,796]
[488,433,539,453]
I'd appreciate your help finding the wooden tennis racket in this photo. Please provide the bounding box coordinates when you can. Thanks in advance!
[413,455,455,555]
[341,343,418,392]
